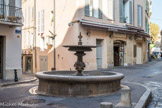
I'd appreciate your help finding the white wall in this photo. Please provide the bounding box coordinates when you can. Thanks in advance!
[0,25,22,79]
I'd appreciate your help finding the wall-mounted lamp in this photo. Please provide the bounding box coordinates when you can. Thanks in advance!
[129,35,133,40]
[109,34,113,38]
[87,29,90,36]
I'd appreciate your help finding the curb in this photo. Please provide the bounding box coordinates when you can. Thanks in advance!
[124,81,152,108]
[1,78,37,87]
[134,89,152,108]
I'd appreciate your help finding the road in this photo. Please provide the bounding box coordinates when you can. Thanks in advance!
[0,60,162,108]
[107,60,162,108]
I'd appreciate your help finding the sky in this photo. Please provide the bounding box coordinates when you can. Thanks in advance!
[150,0,162,30]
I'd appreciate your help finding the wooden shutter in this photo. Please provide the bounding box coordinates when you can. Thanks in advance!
[38,11,40,33]
[41,10,44,33]
[129,1,132,24]
[9,0,15,16]
[137,5,140,26]
[107,0,113,20]
[98,0,102,18]
[119,0,123,22]
[113,0,115,21]
[141,6,143,27]
[85,0,90,16]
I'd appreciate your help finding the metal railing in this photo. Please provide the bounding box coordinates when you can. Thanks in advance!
[0,4,22,24]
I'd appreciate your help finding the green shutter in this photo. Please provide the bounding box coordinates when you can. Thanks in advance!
[129,1,132,24]
[119,0,123,22]
[85,0,90,16]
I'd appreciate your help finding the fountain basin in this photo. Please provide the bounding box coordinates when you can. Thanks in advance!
[36,71,124,97]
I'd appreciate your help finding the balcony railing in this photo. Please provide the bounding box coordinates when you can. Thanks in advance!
[0,4,22,24]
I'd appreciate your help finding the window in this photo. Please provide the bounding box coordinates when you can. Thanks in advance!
[28,6,30,26]
[137,5,143,27]
[119,0,133,24]
[102,0,114,20]
[38,10,44,34]
[30,33,34,49]
[145,18,149,34]
[0,0,4,15]
[85,0,102,19]
[40,37,45,51]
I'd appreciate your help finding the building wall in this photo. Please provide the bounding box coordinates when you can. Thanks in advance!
[0,25,22,80]
[22,0,150,72]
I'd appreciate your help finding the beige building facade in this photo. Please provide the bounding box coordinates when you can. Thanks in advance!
[22,0,150,73]
[0,0,22,80]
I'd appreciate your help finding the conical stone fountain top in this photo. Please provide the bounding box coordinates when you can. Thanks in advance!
[63,32,96,76]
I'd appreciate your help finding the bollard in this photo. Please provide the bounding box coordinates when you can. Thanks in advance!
[116,85,132,107]
[14,69,18,82]
[100,102,113,108]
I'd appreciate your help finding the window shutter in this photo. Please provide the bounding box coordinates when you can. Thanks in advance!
[0,0,4,15]
[113,0,115,21]
[42,10,44,33]
[129,1,132,24]
[137,5,140,26]
[38,11,40,33]
[141,6,143,27]
[119,0,123,22]
[107,0,113,20]
[98,0,102,18]
[85,0,90,16]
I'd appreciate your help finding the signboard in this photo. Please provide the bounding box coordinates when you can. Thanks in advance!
[15,30,21,34]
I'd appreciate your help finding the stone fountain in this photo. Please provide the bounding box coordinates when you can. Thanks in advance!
[36,33,124,97]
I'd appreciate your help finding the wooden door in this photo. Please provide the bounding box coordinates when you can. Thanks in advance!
[96,40,102,69]
[136,47,142,64]
[39,56,48,72]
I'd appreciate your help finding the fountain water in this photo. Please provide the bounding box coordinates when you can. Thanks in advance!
[36,33,124,97]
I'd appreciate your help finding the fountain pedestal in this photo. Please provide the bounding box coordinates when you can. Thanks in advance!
[36,33,124,97]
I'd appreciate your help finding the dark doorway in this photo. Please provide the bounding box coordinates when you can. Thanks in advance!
[114,46,120,66]
[0,36,4,79]
[25,56,32,73]
[114,41,125,66]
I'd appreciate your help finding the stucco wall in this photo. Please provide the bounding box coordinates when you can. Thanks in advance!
[0,25,22,79]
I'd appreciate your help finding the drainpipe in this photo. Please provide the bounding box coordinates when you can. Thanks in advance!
[52,0,56,70]
[34,0,37,73]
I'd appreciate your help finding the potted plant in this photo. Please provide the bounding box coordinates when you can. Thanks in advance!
[7,16,17,22]
[0,15,4,20]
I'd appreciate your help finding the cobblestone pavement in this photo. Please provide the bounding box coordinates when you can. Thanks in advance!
[145,81,162,108]
[0,60,162,108]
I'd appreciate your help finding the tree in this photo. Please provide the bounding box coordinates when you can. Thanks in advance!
[150,22,160,43]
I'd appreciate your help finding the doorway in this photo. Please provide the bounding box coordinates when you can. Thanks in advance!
[39,56,48,72]
[136,47,142,64]
[25,55,33,73]
[0,36,4,79]
[96,39,103,69]
[113,41,125,66]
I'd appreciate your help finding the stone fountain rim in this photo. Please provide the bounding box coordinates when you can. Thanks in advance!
[35,71,124,82]
[63,45,96,48]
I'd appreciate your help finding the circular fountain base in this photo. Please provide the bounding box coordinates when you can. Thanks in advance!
[36,71,124,97]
